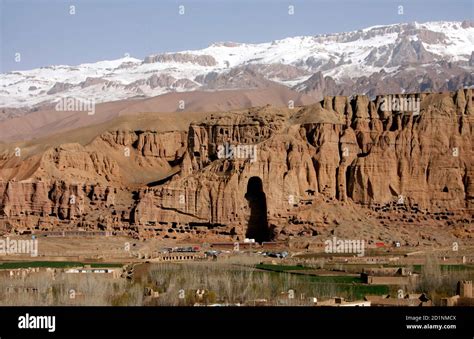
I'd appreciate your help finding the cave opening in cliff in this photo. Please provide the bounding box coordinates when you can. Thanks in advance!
[245,176,271,243]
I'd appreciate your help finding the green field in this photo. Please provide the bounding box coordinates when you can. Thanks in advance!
[255,263,389,300]
[255,264,310,272]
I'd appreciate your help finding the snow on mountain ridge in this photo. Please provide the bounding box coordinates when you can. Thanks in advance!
[1,21,472,108]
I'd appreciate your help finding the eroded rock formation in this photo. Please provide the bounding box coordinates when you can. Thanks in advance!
[0,90,472,246]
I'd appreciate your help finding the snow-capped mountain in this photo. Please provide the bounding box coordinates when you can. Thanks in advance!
[1,21,473,109]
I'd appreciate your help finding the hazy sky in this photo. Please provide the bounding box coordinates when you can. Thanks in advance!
[1,0,472,72]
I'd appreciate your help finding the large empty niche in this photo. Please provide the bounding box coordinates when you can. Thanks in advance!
[245,176,270,243]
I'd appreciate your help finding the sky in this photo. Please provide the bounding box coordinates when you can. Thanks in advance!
[0,0,472,72]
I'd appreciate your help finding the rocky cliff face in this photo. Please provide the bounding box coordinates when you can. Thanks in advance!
[131,90,473,244]
[0,90,472,246]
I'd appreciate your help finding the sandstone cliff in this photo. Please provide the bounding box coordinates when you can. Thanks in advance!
[0,90,472,246]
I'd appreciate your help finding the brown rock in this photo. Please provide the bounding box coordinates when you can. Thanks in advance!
[0,90,472,245]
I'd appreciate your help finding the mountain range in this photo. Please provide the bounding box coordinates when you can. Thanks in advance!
[1,20,473,112]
